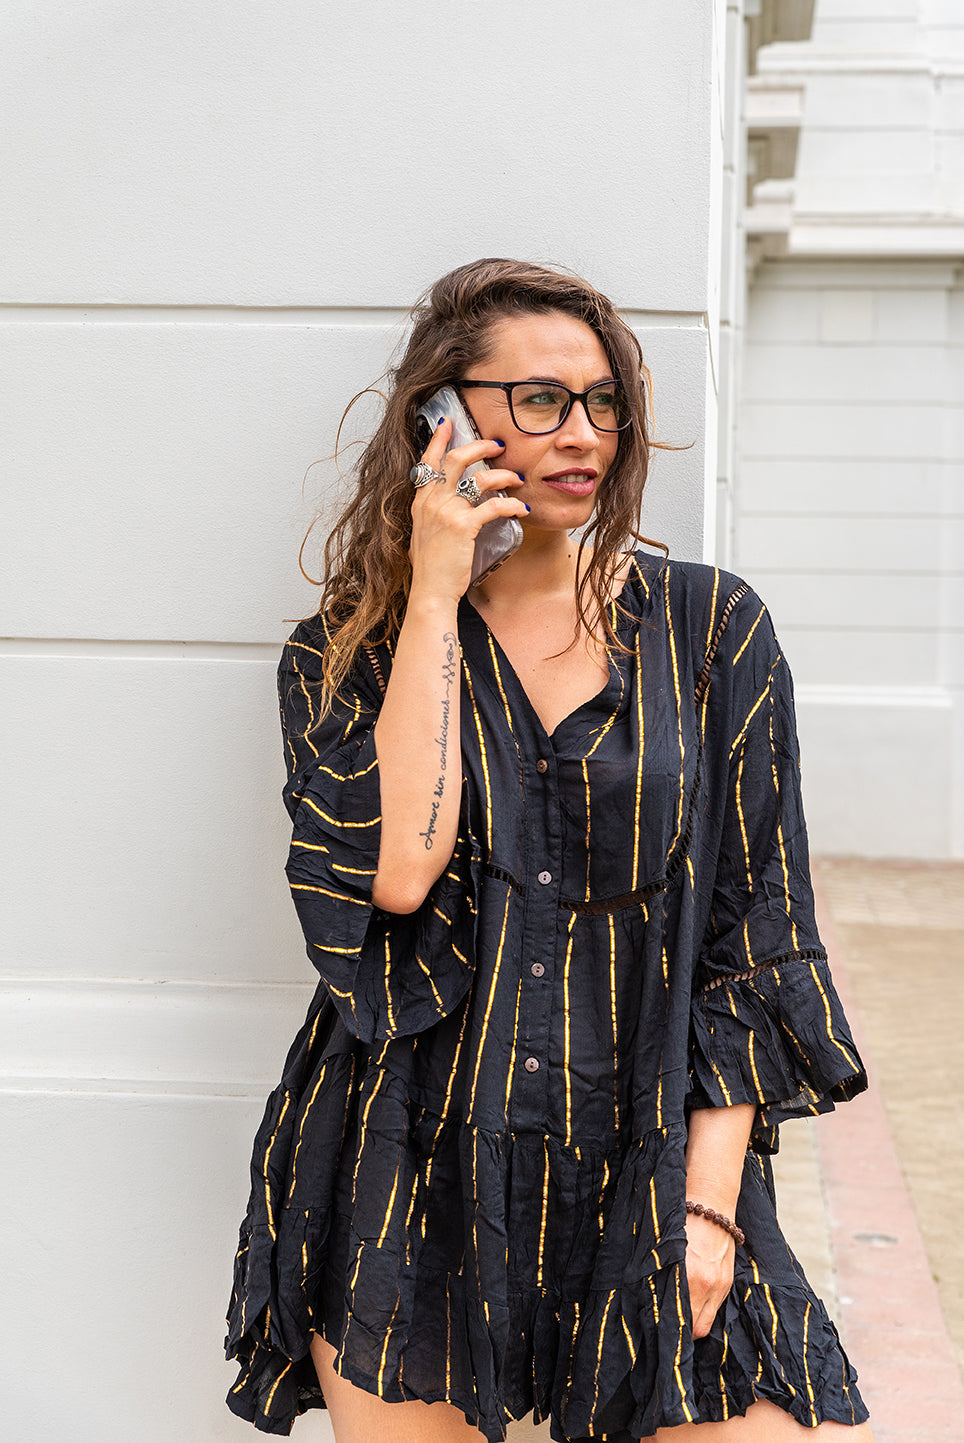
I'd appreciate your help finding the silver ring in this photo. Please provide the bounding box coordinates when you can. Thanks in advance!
[455,475,483,505]
[410,462,445,488]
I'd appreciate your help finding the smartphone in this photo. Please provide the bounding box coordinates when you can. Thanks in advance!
[414,385,524,586]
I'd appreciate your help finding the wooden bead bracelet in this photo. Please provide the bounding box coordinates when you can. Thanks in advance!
[685,1200,745,1247]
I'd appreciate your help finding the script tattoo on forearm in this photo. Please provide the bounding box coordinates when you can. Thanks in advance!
[420,632,458,850]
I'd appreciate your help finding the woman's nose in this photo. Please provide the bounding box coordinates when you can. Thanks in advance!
[556,399,598,447]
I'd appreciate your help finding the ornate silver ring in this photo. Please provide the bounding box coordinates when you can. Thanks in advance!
[410,462,445,488]
[455,475,483,505]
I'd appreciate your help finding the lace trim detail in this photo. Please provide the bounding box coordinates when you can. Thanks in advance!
[698,946,829,995]
[484,863,526,896]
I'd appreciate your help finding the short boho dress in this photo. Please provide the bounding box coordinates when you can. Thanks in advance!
[224,551,870,1440]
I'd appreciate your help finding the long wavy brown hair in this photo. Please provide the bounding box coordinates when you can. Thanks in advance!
[303,257,666,711]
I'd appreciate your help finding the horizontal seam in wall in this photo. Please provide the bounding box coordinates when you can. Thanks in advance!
[0,1077,276,1099]
[0,639,283,660]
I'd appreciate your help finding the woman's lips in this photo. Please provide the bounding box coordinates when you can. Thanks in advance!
[541,473,597,496]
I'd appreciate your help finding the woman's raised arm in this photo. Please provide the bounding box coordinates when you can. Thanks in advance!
[371,418,527,913]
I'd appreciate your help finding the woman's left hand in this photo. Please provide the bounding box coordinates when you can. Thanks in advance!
[684,1211,736,1339]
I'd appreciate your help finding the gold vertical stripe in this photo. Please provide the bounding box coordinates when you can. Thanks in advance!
[767,704,799,948]
[262,1359,293,1416]
[729,673,776,759]
[608,915,619,1131]
[262,1093,291,1241]
[383,933,396,1036]
[810,962,861,1070]
[504,976,523,1115]
[403,1163,420,1266]
[563,913,576,1145]
[734,745,753,891]
[621,1315,637,1366]
[648,1276,660,1326]
[351,1071,386,1205]
[705,568,720,655]
[565,1301,581,1398]
[287,1061,329,1201]
[649,1175,661,1244]
[462,660,493,854]
[486,634,516,735]
[588,1289,616,1427]
[718,1328,730,1418]
[731,603,766,666]
[536,1136,551,1287]
[802,1301,817,1424]
[582,758,592,900]
[672,1269,695,1422]
[631,626,645,889]
[598,1159,610,1232]
[468,889,512,1113]
[710,1055,733,1105]
[414,951,445,1013]
[748,1029,765,1101]
[763,1282,779,1349]
[290,652,320,760]
[663,582,687,854]
[376,1296,401,1397]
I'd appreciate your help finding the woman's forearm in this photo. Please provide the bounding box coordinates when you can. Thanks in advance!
[685,1103,757,1215]
[371,589,464,913]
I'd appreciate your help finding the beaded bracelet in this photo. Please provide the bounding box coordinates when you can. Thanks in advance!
[685,1200,745,1247]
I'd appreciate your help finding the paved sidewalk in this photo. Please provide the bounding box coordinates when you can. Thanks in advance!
[773,858,964,1443]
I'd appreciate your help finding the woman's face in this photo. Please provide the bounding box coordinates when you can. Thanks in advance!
[460,311,620,533]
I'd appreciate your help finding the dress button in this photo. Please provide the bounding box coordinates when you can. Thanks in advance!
[530,962,545,978]
[538,870,552,885]
[536,758,548,774]
[524,1056,540,1073]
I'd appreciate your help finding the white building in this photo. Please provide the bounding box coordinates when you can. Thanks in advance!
[734,0,964,859]
[0,3,959,1441]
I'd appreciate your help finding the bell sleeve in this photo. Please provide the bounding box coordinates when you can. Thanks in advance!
[279,621,480,1044]
[689,590,867,1152]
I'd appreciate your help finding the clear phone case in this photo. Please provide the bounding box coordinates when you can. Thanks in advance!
[416,386,524,585]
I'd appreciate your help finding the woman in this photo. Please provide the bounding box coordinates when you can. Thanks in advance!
[225,259,874,1441]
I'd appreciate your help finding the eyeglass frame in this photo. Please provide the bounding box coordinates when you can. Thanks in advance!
[455,378,633,435]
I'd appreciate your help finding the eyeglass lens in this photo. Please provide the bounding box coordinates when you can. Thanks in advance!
[508,381,630,434]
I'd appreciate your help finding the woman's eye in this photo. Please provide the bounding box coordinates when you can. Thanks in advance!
[589,389,616,409]
[518,388,564,408]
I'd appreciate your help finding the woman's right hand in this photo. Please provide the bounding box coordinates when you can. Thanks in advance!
[409,419,529,604]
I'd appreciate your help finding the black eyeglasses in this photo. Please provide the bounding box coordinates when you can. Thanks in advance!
[457,378,632,435]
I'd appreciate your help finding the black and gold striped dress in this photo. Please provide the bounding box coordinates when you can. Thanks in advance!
[225,551,870,1440]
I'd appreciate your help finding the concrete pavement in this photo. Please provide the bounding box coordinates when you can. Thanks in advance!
[773,858,964,1443]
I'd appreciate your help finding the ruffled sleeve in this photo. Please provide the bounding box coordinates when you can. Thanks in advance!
[689,587,866,1152]
[279,619,480,1044]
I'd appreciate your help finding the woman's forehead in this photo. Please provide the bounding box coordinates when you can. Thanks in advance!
[479,311,610,375]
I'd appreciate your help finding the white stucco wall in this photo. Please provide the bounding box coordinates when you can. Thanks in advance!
[0,3,730,1439]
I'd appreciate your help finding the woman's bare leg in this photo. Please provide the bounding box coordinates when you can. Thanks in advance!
[309,1335,485,1443]
[654,1399,875,1441]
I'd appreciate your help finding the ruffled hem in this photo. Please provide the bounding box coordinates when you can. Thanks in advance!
[226,1266,868,1441]
[225,1072,868,1439]
[689,954,867,1153]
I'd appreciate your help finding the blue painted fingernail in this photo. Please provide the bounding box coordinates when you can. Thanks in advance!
[524,504,531,512]
[493,438,506,448]
[436,418,445,428]
[517,473,525,482]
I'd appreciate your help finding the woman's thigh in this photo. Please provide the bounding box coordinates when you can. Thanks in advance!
[654,1399,875,1441]
[309,1335,485,1443]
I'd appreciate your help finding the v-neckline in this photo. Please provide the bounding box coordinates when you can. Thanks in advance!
[458,561,640,743]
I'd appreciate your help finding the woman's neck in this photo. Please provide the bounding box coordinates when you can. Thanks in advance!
[469,529,582,614]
